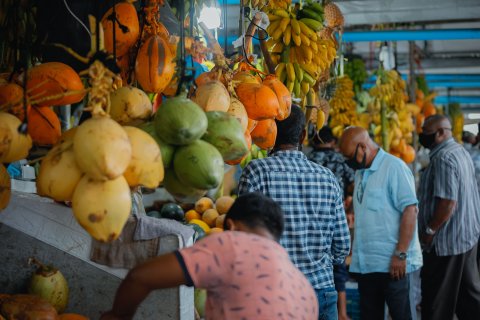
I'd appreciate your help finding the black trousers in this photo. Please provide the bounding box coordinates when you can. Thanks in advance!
[421,243,480,320]
[356,272,412,320]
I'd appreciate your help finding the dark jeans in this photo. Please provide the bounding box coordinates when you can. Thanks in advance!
[315,287,338,320]
[356,272,412,320]
[334,263,348,292]
[421,243,480,320]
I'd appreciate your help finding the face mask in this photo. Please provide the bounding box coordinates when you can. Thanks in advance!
[419,131,437,149]
[346,144,367,170]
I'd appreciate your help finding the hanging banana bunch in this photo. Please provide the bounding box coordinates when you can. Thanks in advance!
[328,75,358,138]
[263,1,340,101]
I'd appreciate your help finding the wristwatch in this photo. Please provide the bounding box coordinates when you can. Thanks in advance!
[394,250,407,260]
[425,226,436,235]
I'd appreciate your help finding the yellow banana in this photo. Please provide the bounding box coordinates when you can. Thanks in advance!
[298,20,316,39]
[300,63,318,78]
[291,18,301,35]
[299,33,310,47]
[286,62,296,82]
[292,32,301,46]
[302,45,313,62]
[286,79,295,92]
[283,25,292,46]
[275,62,286,79]
[272,9,290,18]
[310,41,318,53]
[268,14,282,22]
[280,17,290,32]
[268,19,281,33]
[272,27,283,41]
[301,81,310,95]
[271,41,284,53]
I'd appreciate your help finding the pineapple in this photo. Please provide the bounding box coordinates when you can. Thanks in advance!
[324,2,344,28]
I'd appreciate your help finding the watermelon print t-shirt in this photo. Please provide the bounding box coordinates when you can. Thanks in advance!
[177,231,318,320]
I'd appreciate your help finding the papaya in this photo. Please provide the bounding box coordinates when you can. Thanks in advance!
[173,140,224,190]
[202,111,249,161]
[138,122,174,168]
[154,94,207,145]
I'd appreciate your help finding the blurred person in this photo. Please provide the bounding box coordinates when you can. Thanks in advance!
[238,105,351,320]
[340,127,422,320]
[418,115,480,320]
[101,192,319,320]
[462,130,480,189]
[309,126,355,320]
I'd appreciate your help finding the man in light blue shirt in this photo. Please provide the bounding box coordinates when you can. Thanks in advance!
[340,127,423,320]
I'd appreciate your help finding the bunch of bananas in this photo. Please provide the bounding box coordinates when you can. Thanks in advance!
[367,70,417,159]
[344,58,368,93]
[448,103,463,143]
[265,3,337,100]
[328,76,358,137]
[240,144,268,169]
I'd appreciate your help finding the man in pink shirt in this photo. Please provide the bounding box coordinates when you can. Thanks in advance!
[101,192,319,320]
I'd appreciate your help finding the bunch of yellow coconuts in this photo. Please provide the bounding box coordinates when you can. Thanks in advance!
[37,86,163,242]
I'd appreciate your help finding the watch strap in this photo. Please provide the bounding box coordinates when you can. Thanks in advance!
[425,226,436,235]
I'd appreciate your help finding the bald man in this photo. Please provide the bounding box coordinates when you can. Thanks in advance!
[418,115,480,320]
[339,127,422,320]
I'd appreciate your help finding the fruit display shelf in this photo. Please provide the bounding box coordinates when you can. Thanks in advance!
[0,191,194,319]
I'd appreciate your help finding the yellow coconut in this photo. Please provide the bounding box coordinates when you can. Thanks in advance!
[72,175,131,242]
[227,98,248,132]
[109,86,152,126]
[73,116,132,181]
[123,126,164,188]
[191,81,230,112]
[0,112,32,163]
[36,142,83,202]
[0,163,11,211]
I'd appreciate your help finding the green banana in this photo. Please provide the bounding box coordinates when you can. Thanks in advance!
[300,18,323,31]
[301,8,323,22]
[302,72,316,85]
[305,3,324,15]
[293,79,301,98]
[293,62,304,83]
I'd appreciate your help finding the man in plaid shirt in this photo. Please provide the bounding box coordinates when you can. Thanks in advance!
[238,105,351,320]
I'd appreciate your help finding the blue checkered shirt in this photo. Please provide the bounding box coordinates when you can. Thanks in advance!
[238,150,351,289]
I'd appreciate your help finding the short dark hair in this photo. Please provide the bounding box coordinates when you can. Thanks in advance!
[313,126,335,145]
[275,104,305,147]
[224,192,284,241]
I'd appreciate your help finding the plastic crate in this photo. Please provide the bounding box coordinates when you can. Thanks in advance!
[346,281,360,320]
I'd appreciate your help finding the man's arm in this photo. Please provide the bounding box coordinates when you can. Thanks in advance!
[390,204,417,279]
[420,197,456,246]
[332,193,351,264]
[101,253,186,320]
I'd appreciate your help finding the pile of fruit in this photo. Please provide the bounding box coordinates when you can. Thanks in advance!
[344,58,369,93]
[328,75,359,138]
[264,0,342,100]
[368,70,416,163]
[449,103,464,142]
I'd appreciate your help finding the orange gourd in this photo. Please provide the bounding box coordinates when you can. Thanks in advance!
[401,145,416,164]
[0,83,31,121]
[135,35,175,93]
[26,62,85,107]
[102,2,140,57]
[225,131,252,165]
[58,313,89,320]
[251,118,277,150]
[262,75,292,121]
[235,83,280,120]
[27,106,61,146]
[247,118,258,133]
[423,102,436,118]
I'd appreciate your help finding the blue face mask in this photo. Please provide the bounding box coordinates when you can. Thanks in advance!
[346,144,366,170]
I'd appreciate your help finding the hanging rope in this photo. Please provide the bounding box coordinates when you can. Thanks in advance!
[175,0,187,96]
[112,0,117,61]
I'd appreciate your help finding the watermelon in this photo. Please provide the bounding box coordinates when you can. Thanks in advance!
[163,170,207,203]
[138,122,175,168]
[202,111,249,161]
[160,203,184,221]
[173,140,224,190]
[153,94,207,145]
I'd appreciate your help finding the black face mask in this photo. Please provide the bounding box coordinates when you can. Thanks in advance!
[419,131,437,149]
[346,144,367,170]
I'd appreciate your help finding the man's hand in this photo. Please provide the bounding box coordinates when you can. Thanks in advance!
[389,255,406,280]
[420,232,434,250]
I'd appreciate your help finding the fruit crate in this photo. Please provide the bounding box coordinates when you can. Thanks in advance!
[346,281,361,320]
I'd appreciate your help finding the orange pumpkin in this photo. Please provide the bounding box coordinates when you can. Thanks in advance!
[247,118,258,133]
[135,35,175,93]
[235,83,280,120]
[401,145,415,164]
[262,75,292,121]
[423,102,436,118]
[27,106,61,146]
[102,2,140,57]
[27,62,85,107]
[225,131,252,165]
[58,313,89,320]
[0,83,31,121]
[251,118,277,150]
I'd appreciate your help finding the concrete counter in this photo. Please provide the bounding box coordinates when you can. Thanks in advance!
[0,192,194,319]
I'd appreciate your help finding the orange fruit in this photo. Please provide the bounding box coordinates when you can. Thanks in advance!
[202,208,219,227]
[216,214,226,229]
[195,197,214,214]
[185,209,202,222]
[215,196,235,215]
